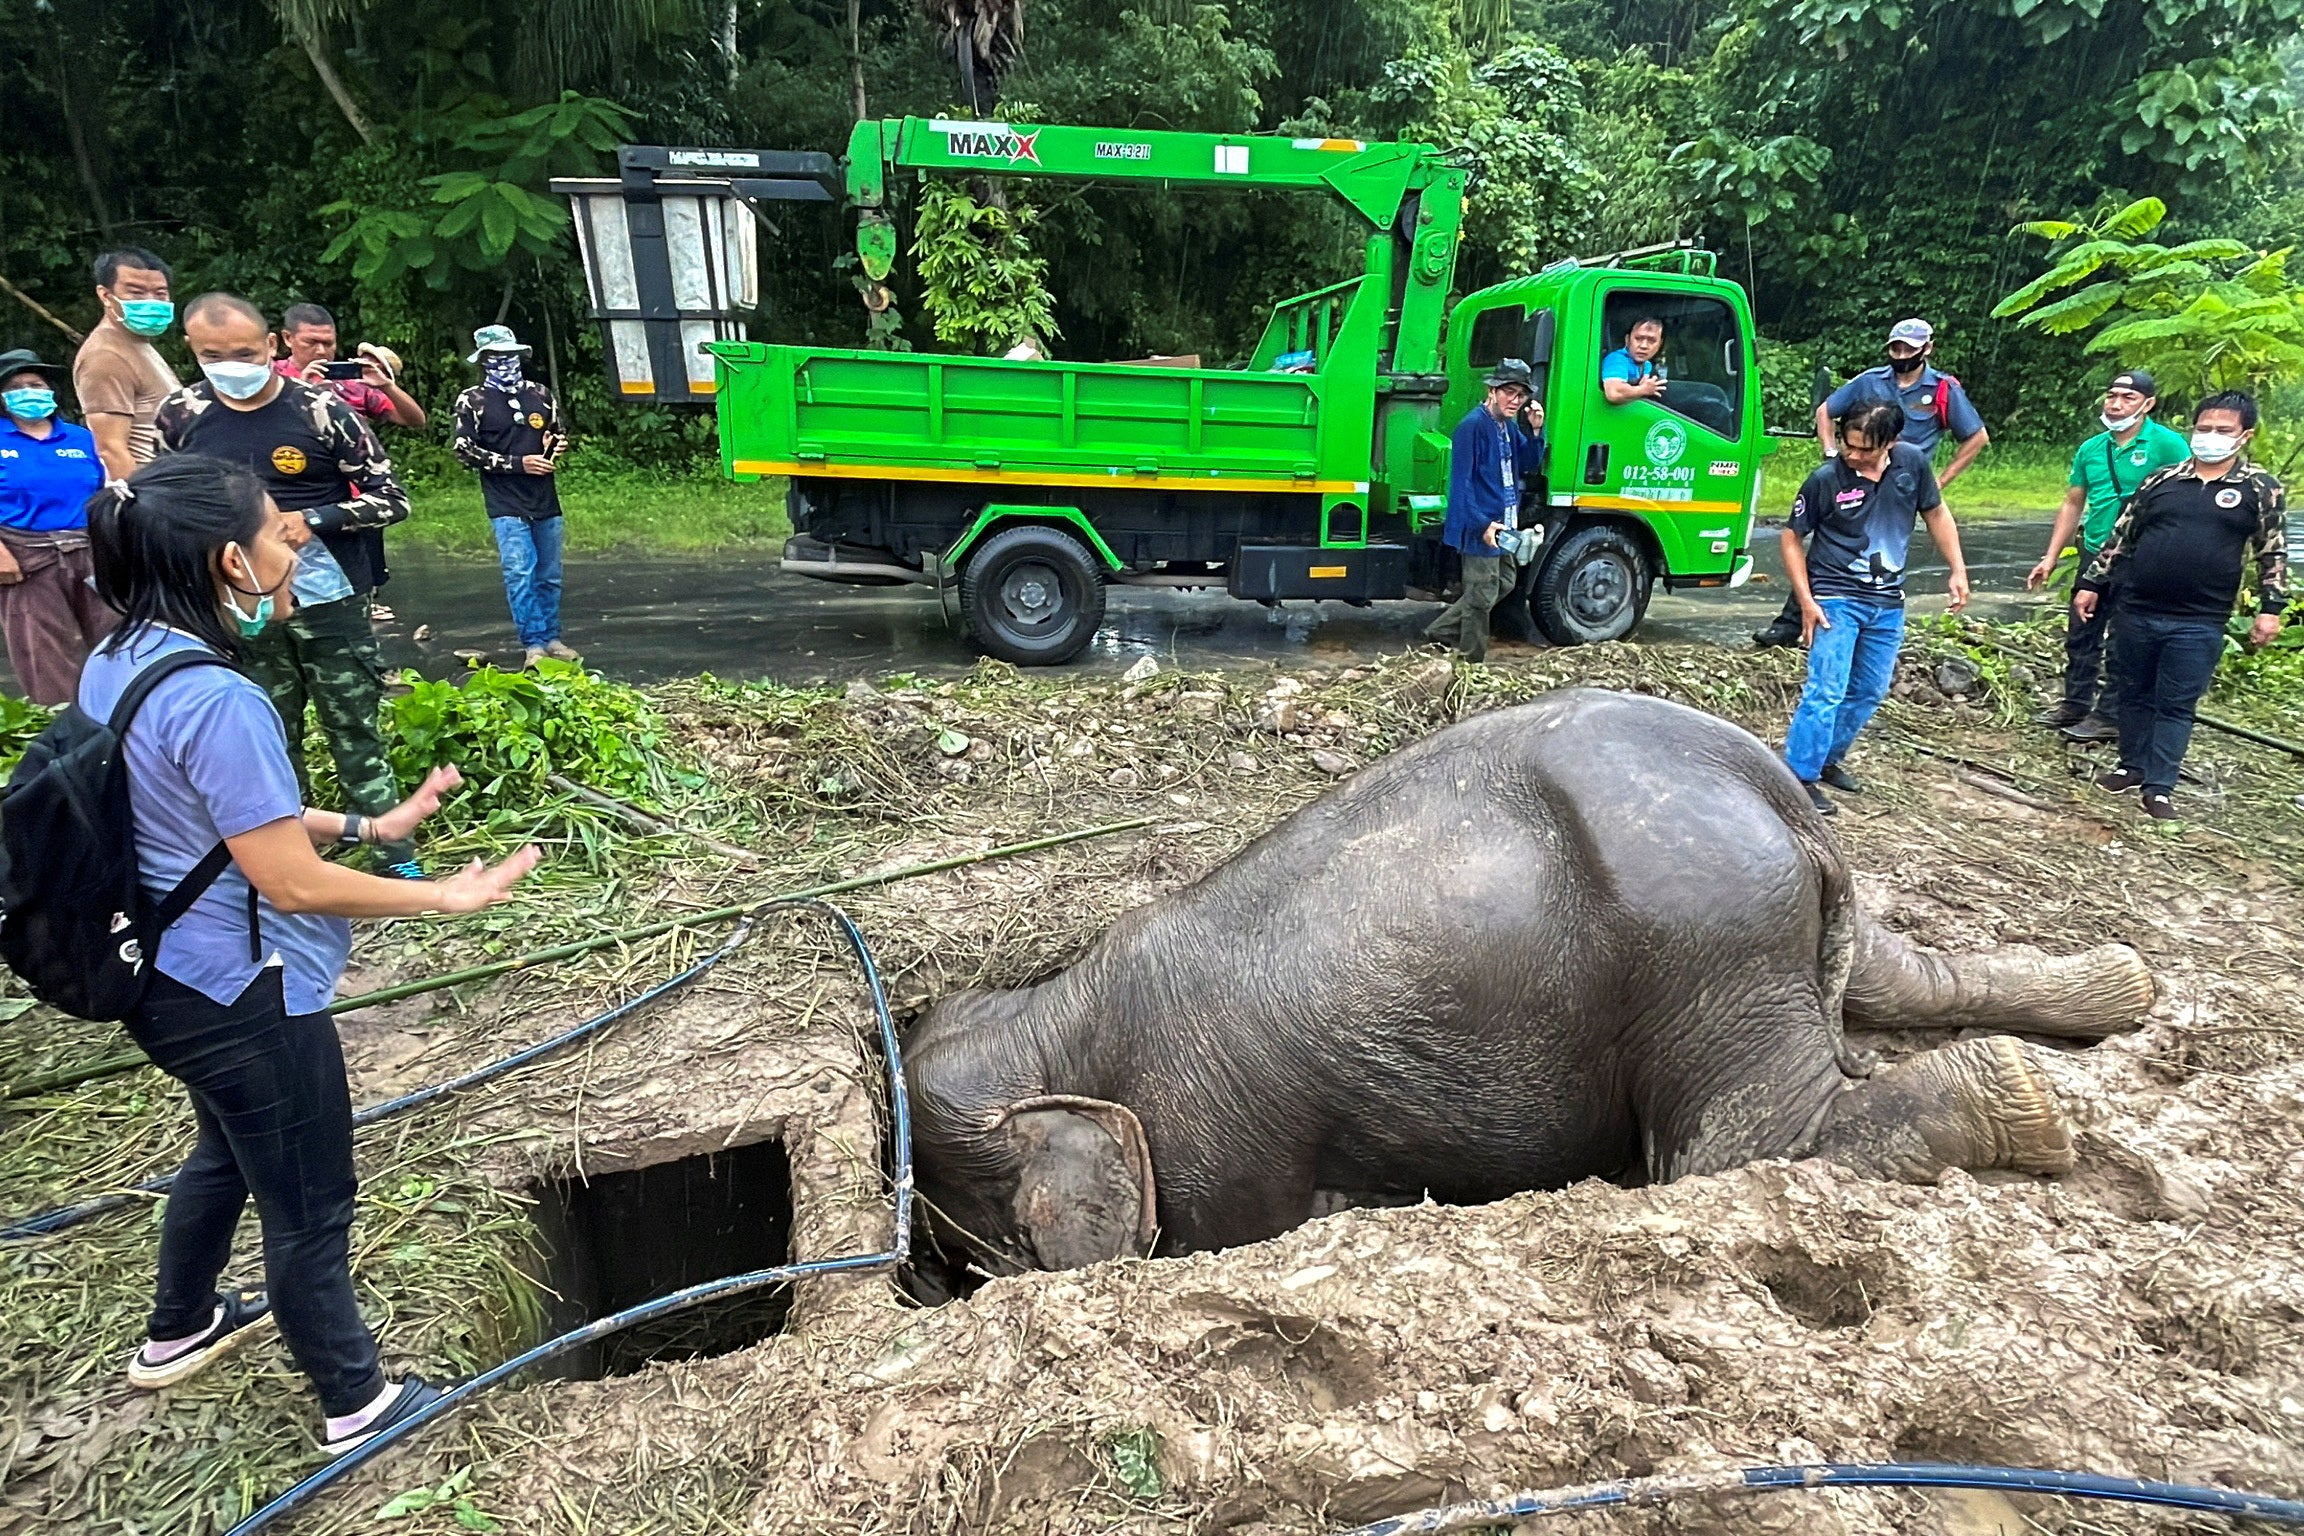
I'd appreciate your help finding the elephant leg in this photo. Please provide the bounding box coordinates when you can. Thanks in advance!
[1812,1035,2074,1183]
[1845,910,2153,1039]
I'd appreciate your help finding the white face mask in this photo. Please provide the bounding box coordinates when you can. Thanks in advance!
[2190,430,2243,464]
[2101,410,2140,433]
[201,359,274,401]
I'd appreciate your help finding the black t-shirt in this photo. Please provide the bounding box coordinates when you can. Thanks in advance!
[1787,443,1942,605]
[458,384,563,521]
[166,388,385,590]
[2117,470,2276,621]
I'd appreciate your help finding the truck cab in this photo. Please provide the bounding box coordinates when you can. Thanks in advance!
[1430,248,1768,644]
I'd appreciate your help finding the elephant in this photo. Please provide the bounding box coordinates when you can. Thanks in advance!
[905,689,2154,1273]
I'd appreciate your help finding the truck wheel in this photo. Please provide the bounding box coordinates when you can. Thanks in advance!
[959,524,1108,666]
[1533,524,1653,646]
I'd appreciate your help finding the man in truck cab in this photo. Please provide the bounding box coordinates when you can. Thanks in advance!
[1756,318,1990,648]
[1599,317,1667,405]
[1426,359,1544,661]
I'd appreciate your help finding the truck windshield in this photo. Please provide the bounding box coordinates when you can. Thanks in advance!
[1600,291,1742,439]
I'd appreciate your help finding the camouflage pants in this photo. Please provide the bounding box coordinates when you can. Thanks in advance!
[242,594,412,864]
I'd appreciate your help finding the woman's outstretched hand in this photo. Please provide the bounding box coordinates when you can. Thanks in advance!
[373,765,464,846]
[431,846,542,914]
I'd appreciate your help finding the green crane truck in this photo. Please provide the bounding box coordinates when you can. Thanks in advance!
[584,120,1773,665]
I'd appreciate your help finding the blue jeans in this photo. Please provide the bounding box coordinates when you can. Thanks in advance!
[1784,597,1906,782]
[2113,609,2225,794]
[490,515,563,648]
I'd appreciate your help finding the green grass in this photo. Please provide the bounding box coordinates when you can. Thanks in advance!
[1760,439,2072,523]
[396,469,793,557]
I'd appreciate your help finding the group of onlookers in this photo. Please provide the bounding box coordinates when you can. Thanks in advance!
[0,248,579,737]
[1428,308,2288,821]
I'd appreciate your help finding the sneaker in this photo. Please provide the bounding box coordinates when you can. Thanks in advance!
[1803,782,1838,817]
[321,1377,448,1457]
[368,602,397,623]
[382,858,425,880]
[126,1292,274,1390]
[2142,792,2181,821]
[2095,766,2145,793]
[2032,701,2088,728]
[522,645,546,669]
[542,640,582,662]
[1818,761,1863,795]
[2061,712,2120,743]
[1752,615,1803,649]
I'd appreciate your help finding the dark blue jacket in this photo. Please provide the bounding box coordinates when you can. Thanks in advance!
[1443,405,1542,556]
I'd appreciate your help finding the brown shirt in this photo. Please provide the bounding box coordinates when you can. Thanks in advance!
[72,317,179,466]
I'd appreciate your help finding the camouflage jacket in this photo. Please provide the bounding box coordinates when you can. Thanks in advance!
[2079,458,2287,615]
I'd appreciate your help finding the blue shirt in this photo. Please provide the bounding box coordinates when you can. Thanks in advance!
[0,416,103,533]
[1788,442,1943,605]
[1824,365,1985,456]
[1444,406,1541,556]
[1599,348,1658,386]
[78,627,352,1013]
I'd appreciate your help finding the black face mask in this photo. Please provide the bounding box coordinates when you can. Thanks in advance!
[1886,349,1927,377]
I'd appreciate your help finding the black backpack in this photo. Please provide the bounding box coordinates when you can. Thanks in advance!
[0,649,249,1021]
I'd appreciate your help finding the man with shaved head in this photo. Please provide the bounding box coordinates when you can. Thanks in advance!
[154,292,423,874]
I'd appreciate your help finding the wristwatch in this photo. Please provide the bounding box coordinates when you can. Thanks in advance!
[338,813,367,847]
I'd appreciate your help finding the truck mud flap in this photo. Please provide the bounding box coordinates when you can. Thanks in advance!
[1228,544,1409,604]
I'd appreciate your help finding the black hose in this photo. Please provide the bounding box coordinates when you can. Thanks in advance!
[220,899,909,1536]
[0,917,758,1242]
[1341,1461,2304,1534]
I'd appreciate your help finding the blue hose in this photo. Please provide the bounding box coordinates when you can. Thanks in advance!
[1,916,759,1241]
[219,899,910,1536]
[1341,1461,2304,1534]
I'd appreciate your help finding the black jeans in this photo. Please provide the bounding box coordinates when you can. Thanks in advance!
[2062,547,2124,712]
[128,968,383,1416]
[2113,608,2226,795]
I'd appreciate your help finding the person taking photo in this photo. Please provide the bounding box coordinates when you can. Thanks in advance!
[2075,391,2286,821]
[80,454,537,1454]
[2025,369,2189,741]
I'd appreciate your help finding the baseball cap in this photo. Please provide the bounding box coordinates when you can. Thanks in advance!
[466,324,532,364]
[2106,368,2157,398]
[1885,318,1933,348]
[357,341,402,382]
[1483,358,1535,390]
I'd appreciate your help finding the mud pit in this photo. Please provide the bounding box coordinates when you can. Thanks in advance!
[8,640,2303,1536]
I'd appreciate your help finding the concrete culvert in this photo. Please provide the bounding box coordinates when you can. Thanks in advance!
[526,1138,797,1379]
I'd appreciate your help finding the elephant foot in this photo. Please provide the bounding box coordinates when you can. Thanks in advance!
[1814,1036,2074,1183]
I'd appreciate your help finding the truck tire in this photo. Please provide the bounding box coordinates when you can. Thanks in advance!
[1533,523,1652,646]
[959,524,1108,666]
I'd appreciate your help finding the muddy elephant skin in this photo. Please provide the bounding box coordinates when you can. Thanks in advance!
[905,689,2154,1272]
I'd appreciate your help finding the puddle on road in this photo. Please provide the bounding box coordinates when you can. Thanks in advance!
[0,515,2096,698]
[352,515,2071,687]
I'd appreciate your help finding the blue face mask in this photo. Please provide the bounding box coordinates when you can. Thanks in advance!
[2,387,56,421]
[483,353,525,390]
[118,299,175,338]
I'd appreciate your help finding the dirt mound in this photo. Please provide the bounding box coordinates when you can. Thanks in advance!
[8,639,2303,1535]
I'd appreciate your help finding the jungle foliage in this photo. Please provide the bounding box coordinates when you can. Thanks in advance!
[1,0,2298,467]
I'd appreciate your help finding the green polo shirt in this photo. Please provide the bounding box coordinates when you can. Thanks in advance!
[2069,418,2189,547]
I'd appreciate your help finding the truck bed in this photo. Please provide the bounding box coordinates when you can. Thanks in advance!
[710,342,1366,500]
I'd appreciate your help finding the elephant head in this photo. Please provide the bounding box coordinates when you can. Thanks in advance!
[916,1092,1159,1273]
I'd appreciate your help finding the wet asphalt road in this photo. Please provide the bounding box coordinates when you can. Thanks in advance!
[343,515,2068,687]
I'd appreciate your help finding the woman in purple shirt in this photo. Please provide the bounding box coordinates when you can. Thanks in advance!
[81,456,537,1453]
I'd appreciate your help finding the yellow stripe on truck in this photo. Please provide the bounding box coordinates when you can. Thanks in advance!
[734,458,1361,496]
[1307,565,1348,578]
[1576,494,1745,514]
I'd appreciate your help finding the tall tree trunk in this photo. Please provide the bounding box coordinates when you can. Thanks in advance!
[717,0,740,89]
[848,0,868,122]
[291,18,376,144]
[46,5,115,236]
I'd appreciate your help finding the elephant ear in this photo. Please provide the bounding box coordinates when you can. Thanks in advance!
[993,1095,1158,1269]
